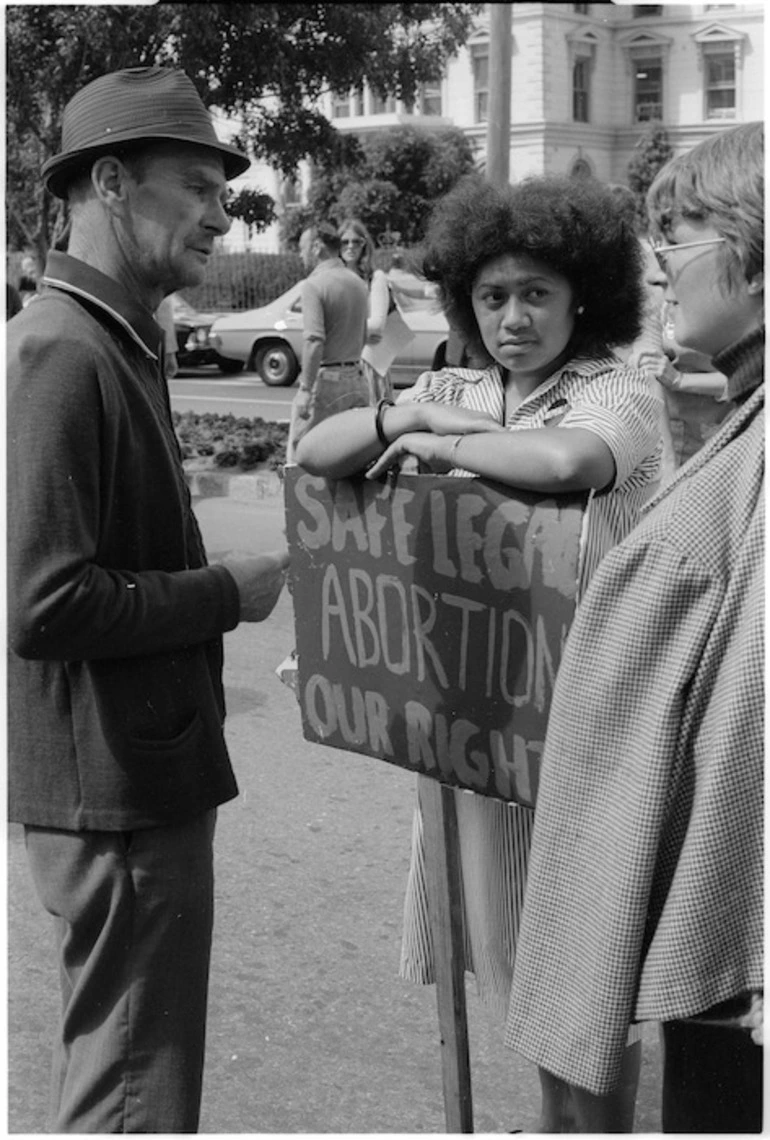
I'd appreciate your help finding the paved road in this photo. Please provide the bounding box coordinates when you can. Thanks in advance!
[170,368,293,419]
[7,487,664,1134]
[169,361,425,419]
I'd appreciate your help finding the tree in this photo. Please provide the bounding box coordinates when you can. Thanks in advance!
[301,124,477,247]
[627,123,674,230]
[6,3,482,258]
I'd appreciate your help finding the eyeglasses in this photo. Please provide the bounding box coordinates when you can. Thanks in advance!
[650,237,726,272]
[340,238,365,248]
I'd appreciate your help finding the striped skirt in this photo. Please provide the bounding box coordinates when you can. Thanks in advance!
[399,775,644,1045]
[399,780,534,1020]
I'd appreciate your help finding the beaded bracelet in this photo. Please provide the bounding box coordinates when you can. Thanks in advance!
[375,397,395,448]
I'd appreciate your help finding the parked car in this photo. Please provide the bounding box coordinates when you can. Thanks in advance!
[208,282,448,388]
[171,293,244,374]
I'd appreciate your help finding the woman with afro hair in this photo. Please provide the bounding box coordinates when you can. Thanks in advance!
[295,173,663,1131]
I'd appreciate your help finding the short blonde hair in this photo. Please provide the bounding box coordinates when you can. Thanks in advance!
[647,122,764,287]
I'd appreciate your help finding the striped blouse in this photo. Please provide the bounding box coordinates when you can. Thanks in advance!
[400,356,662,598]
[395,354,663,1016]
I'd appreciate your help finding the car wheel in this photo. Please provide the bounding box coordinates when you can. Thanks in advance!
[214,353,244,375]
[253,341,300,387]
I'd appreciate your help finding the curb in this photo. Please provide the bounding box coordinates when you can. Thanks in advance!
[185,468,284,502]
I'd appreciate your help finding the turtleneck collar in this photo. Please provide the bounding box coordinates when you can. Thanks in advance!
[713,326,765,404]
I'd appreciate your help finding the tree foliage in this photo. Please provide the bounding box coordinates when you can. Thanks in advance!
[6,3,481,258]
[627,123,674,229]
[299,124,478,247]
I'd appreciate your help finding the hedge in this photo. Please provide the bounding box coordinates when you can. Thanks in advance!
[180,245,426,313]
[181,251,304,312]
[174,411,289,471]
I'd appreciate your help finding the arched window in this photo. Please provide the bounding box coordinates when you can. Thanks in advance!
[570,158,593,180]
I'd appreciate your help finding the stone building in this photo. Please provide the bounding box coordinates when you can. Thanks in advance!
[222,2,764,251]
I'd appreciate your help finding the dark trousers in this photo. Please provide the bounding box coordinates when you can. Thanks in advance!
[661,1018,764,1133]
[25,811,216,1133]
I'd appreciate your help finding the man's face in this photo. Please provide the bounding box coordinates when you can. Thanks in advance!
[119,142,230,294]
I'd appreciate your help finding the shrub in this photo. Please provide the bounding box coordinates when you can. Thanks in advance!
[213,449,241,468]
[627,124,674,232]
[239,440,272,468]
[173,411,289,470]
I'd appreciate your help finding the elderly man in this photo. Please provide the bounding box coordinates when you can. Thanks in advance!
[7,67,289,1132]
[286,221,369,461]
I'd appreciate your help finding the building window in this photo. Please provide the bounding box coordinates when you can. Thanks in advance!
[574,3,589,12]
[704,49,736,118]
[351,87,364,117]
[417,81,442,116]
[634,56,663,121]
[282,177,301,207]
[370,92,396,115]
[633,5,662,15]
[331,93,350,119]
[571,158,593,180]
[472,48,489,123]
[573,59,590,122]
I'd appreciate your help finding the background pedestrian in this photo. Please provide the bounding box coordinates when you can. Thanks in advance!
[286,220,369,462]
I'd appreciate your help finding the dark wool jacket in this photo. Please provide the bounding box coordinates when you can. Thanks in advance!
[8,253,241,829]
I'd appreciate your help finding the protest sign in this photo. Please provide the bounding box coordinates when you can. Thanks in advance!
[284,467,585,808]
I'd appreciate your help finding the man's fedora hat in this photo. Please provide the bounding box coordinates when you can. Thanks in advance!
[42,66,251,198]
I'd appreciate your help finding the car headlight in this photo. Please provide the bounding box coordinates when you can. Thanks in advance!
[209,331,221,350]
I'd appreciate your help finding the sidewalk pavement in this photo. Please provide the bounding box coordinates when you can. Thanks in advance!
[186,466,285,502]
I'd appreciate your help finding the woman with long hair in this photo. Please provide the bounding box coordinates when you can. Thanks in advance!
[338,217,396,401]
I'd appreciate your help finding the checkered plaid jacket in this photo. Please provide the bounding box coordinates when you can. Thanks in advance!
[505,328,764,1095]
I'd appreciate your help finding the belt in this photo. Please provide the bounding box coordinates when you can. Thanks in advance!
[320,360,359,368]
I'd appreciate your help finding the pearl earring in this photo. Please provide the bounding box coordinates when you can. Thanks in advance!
[576,305,585,315]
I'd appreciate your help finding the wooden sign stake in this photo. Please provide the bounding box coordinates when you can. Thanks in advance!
[420,778,474,1133]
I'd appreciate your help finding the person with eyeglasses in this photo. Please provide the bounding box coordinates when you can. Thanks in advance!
[644,246,734,477]
[338,217,401,402]
[506,120,764,1133]
[607,183,734,485]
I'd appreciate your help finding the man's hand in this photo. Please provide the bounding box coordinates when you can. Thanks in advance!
[223,550,290,622]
